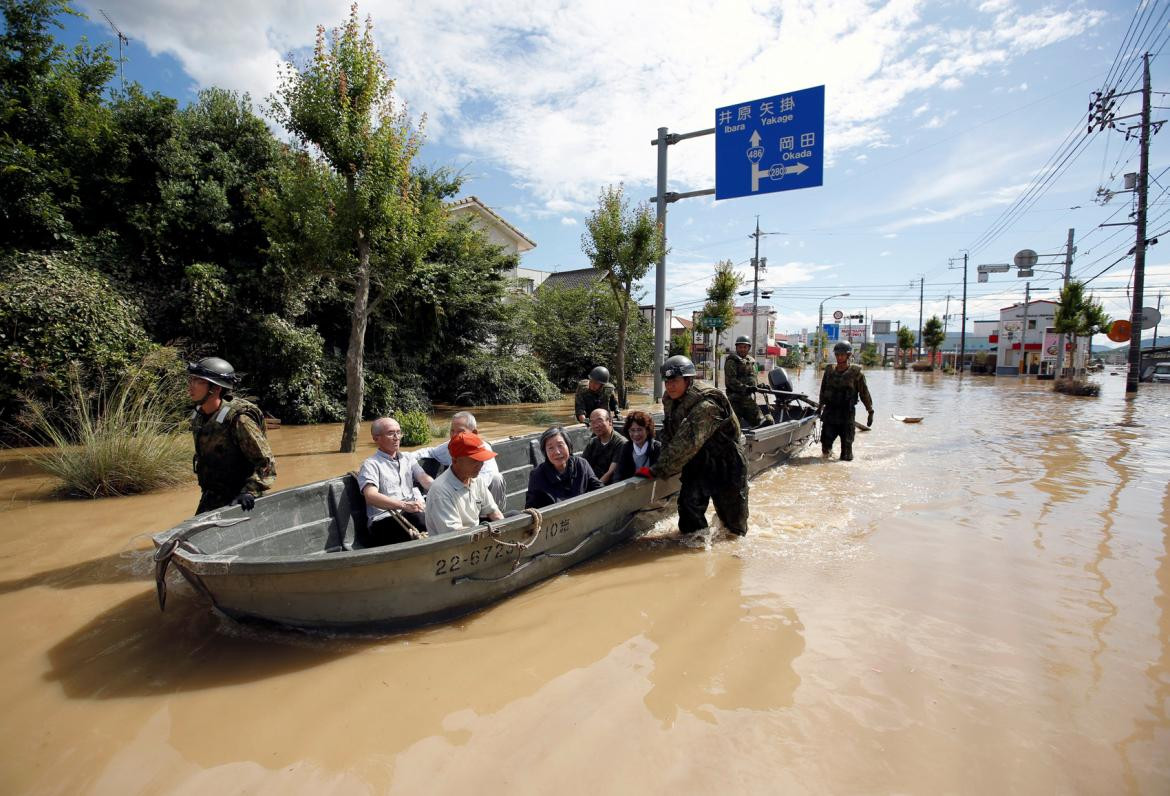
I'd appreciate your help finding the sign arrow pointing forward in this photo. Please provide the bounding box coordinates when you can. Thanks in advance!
[749,130,762,147]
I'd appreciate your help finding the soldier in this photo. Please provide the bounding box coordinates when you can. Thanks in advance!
[574,365,620,424]
[187,357,276,515]
[637,355,750,537]
[724,334,766,428]
[817,341,874,462]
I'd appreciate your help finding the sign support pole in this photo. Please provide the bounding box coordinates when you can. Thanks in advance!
[650,127,715,401]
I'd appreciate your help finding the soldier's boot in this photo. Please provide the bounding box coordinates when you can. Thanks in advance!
[822,446,833,458]
[840,441,854,461]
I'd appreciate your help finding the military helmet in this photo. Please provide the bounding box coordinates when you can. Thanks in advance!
[833,341,853,355]
[588,365,611,384]
[661,355,697,379]
[735,335,751,346]
[187,357,239,390]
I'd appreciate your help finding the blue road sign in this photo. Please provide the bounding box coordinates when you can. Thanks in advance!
[823,323,840,342]
[714,85,824,201]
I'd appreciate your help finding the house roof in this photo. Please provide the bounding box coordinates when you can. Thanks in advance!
[446,195,536,252]
[999,299,1058,311]
[676,317,694,329]
[539,267,602,291]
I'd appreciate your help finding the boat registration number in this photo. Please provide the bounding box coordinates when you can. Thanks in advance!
[433,518,572,577]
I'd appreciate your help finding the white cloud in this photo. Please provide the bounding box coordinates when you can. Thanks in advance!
[85,0,1106,217]
[560,217,578,226]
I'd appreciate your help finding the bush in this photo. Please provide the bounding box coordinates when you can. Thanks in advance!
[397,410,431,446]
[19,350,192,497]
[0,250,154,424]
[1054,377,1101,396]
[363,369,431,418]
[440,350,561,405]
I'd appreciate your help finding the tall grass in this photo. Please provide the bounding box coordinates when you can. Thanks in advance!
[20,350,192,497]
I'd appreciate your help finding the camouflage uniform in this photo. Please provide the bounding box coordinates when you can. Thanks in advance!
[818,364,873,461]
[574,379,619,422]
[652,383,749,535]
[191,397,277,514]
[724,351,764,428]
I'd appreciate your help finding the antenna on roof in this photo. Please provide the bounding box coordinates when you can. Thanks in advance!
[100,9,129,92]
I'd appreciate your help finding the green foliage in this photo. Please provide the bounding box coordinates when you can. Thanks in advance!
[1054,280,1110,374]
[19,349,191,497]
[0,249,153,418]
[396,410,431,447]
[529,284,653,390]
[922,315,945,363]
[859,342,880,367]
[1054,377,1101,396]
[778,347,802,368]
[669,330,692,357]
[896,326,917,364]
[438,350,560,406]
[696,259,739,337]
[1,0,117,250]
[363,369,430,419]
[581,184,664,404]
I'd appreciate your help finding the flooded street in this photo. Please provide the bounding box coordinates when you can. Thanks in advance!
[1,370,1168,793]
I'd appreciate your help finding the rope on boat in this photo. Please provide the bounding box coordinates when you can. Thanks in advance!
[486,508,542,553]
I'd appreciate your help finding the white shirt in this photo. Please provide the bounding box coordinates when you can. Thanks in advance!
[425,468,500,537]
[357,449,426,524]
[416,438,506,508]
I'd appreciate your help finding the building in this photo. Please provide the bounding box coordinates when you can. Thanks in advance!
[728,304,777,358]
[446,196,544,294]
[992,299,1090,376]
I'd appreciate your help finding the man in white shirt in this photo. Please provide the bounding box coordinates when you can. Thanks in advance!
[415,411,507,507]
[425,431,504,537]
[358,417,428,544]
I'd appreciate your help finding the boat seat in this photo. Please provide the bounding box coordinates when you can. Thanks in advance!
[327,474,372,551]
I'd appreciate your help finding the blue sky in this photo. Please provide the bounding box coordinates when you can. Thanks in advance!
[61,0,1169,339]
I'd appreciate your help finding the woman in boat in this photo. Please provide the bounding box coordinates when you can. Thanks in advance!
[615,410,662,481]
[524,427,603,509]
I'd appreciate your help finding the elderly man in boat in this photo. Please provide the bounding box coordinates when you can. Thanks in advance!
[425,431,504,536]
[582,408,626,485]
[414,411,506,507]
[358,417,429,543]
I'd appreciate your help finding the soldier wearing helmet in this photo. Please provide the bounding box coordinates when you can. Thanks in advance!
[636,355,750,537]
[186,357,276,514]
[574,365,620,424]
[724,334,767,428]
[817,341,874,462]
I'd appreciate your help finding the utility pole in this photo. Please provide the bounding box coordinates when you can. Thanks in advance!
[1126,54,1152,395]
[959,253,968,373]
[1055,228,1075,377]
[750,217,764,357]
[1155,292,1163,351]
[1021,282,1032,375]
[916,277,925,358]
[943,295,952,366]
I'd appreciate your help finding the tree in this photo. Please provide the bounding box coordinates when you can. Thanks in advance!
[668,330,691,358]
[581,185,664,408]
[922,315,945,368]
[696,260,740,388]
[1,0,116,250]
[528,284,653,391]
[1053,280,1109,377]
[268,5,423,452]
[896,325,916,368]
[859,342,880,367]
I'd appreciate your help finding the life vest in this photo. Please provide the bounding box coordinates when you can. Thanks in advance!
[190,397,266,494]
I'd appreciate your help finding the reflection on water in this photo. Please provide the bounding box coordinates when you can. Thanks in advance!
[1,372,1169,792]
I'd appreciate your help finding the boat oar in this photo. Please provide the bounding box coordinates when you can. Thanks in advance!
[153,516,250,610]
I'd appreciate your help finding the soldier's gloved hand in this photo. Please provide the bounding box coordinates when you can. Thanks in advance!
[867,410,874,428]
[635,466,654,479]
[232,492,256,511]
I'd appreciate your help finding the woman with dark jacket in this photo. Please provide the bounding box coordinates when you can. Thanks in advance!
[615,411,662,481]
[524,427,604,509]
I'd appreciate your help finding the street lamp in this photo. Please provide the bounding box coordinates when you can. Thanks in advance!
[818,292,850,364]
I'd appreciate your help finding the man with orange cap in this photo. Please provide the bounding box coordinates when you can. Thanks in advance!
[424,431,505,536]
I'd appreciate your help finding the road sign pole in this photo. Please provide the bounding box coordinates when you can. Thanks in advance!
[653,127,669,402]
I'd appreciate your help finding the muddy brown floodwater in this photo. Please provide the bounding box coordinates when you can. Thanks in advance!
[1,370,1168,793]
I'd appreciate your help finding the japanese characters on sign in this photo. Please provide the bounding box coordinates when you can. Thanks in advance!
[715,85,825,200]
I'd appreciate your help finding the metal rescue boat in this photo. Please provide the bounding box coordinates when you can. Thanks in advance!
[152,396,816,631]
